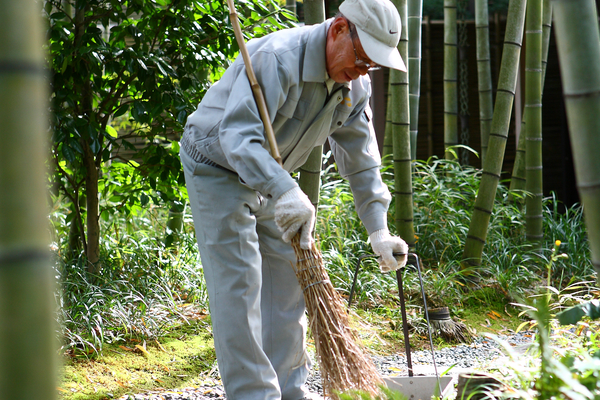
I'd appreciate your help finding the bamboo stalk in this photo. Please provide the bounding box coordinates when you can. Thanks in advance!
[392,0,416,247]
[298,0,326,210]
[474,0,494,163]
[303,0,325,23]
[408,0,423,160]
[508,0,551,200]
[443,0,458,159]
[382,83,394,162]
[0,0,56,398]
[524,0,543,247]
[425,16,433,158]
[462,0,527,267]
[551,0,600,276]
[226,0,282,166]
[286,0,297,16]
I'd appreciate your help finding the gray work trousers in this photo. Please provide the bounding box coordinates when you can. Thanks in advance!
[181,148,310,400]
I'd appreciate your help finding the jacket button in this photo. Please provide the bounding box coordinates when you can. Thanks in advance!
[337,121,342,126]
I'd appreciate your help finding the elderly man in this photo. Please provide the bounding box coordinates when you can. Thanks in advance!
[179,0,408,398]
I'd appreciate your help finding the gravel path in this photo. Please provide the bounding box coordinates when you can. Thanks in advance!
[117,332,534,400]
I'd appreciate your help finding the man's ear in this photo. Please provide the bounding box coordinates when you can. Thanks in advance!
[330,17,349,40]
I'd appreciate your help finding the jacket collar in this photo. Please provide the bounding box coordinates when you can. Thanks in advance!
[303,19,352,91]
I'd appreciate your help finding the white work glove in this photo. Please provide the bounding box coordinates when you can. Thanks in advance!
[274,187,316,249]
[369,229,408,272]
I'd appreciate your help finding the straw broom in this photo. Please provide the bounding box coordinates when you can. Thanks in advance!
[225,0,384,397]
[291,235,383,397]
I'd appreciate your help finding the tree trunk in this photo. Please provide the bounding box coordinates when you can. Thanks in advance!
[392,0,416,247]
[408,0,423,160]
[74,3,102,271]
[462,0,527,267]
[297,0,325,211]
[0,1,57,398]
[165,201,185,248]
[552,0,600,277]
[509,0,552,200]
[67,200,82,255]
[83,141,101,271]
[443,0,458,160]
[524,0,543,248]
[474,0,494,164]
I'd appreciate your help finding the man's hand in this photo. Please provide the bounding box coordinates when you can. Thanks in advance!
[369,229,408,272]
[274,187,315,249]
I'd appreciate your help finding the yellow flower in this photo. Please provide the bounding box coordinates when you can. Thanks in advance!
[555,240,562,247]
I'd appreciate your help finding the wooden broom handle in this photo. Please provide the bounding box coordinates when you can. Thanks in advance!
[226,0,283,166]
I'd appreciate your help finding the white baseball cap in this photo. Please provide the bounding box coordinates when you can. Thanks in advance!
[339,0,406,71]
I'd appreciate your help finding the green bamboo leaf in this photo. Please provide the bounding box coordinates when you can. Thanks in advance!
[557,299,600,325]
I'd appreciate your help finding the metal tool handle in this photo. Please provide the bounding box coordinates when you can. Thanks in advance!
[348,252,442,391]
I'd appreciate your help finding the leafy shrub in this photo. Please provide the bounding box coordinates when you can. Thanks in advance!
[52,204,205,357]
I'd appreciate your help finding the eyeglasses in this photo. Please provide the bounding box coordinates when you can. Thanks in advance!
[348,25,381,71]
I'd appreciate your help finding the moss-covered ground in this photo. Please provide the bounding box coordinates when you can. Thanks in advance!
[58,320,217,400]
[57,305,525,400]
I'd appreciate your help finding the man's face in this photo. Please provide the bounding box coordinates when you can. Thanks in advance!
[326,18,376,83]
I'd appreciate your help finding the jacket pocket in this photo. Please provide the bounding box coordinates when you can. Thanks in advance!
[329,105,352,133]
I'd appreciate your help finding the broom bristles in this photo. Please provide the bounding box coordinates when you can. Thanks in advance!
[291,236,383,398]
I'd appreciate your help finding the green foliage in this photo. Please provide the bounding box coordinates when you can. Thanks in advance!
[317,155,592,319]
[543,193,594,284]
[46,0,294,259]
[557,299,600,325]
[482,242,600,400]
[493,295,600,400]
[317,159,398,308]
[51,203,206,357]
[55,150,594,370]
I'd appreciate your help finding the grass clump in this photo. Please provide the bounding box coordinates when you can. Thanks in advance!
[317,156,592,312]
[51,153,594,398]
[50,204,208,358]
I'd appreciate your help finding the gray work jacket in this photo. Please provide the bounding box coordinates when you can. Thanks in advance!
[181,19,391,235]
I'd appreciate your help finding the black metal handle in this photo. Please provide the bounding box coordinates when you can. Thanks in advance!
[347,252,421,377]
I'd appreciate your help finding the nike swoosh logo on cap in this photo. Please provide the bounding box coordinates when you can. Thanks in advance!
[389,30,397,34]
